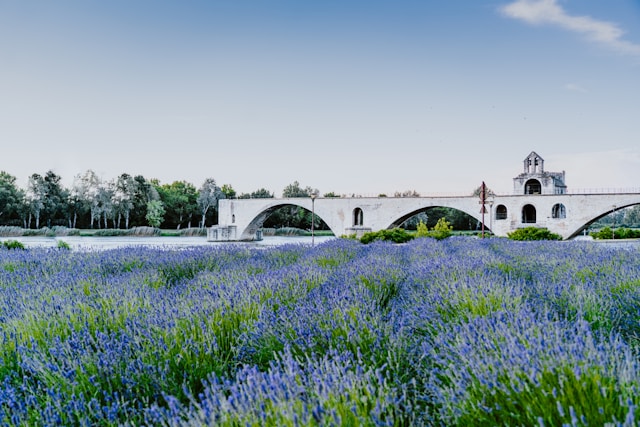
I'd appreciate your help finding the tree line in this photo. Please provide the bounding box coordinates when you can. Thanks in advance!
[0,170,242,229]
[0,172,334,230]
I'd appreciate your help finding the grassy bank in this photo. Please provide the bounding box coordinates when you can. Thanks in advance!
[0,226,207,237]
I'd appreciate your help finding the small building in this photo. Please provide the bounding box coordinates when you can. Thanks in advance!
[513,151,566,195]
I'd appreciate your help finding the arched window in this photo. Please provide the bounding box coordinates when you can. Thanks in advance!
[524,179,541,195]
[232,214,236,223]
[496,205,508,220]
[551,203,566,219]
[353,208,363,226]
[522,204,536,223]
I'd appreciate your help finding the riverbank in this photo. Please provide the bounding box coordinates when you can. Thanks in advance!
[0,235,338,250]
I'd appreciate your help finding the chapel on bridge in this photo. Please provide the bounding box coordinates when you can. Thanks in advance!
[513,151,567,195]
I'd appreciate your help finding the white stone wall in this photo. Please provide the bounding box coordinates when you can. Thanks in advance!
[217,193,640,241]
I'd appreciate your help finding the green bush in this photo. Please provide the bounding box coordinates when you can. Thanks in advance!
[416,218,453,240]
[92,229,128,237]
[507,227,562,241]
[416,220,429,237]
[360,228,414,244]
[56,240,71,250]
[591,227,613,240]
[23,228,54,236]
[2,240,26,250]
[591,227,640,240]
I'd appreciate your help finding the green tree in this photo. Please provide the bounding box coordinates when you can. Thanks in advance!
[282,181,316,198]
[146,200,165,228]
[130,175,159,227]
[97,180,115,229]
[159,181,198,229]
[26,174,47,228]
[623,206,640,227]
[239,188,274,199]
[113,174,138,229]
[401,212,429,230]
[41,171,69,228]
[220,184,236,199]
[0,171,24,225]
[73,170,102,229]
[197,178,223,227]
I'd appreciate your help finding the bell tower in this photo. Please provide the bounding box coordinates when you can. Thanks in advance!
[513,151,566,195]
[523,151,544,174]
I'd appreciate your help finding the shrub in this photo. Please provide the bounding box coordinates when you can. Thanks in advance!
[360,228,414,244]
[56,240,71,250]
[51,226,81,236]
[274,227,306,236]
[591,227,613,239]
[261,228,276,236]
[416,220,429,237]
[23,228,55,237]
[179,228,207,237]
[2,239,25,250]
[92,229,128,236]
[0,226,23,237]
[508,227,562,241]
[128,226,161,236]
[415,218,453,240]
[591,227,640,240]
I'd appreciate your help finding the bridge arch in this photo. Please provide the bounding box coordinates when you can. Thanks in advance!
[568,201,640,239]
[238,201,336,240]
[387,205,485,232]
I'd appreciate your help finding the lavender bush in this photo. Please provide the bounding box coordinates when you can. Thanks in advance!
[0,238,639,425]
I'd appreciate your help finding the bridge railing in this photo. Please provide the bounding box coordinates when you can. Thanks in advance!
[223,188,640,199]
[567,188,640,194]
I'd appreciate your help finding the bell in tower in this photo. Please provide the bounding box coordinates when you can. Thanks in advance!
[523,151,544,174]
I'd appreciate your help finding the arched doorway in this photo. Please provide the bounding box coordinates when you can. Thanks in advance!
[353,208,363,226]
[522,204,536,223]
[524,179,542,195]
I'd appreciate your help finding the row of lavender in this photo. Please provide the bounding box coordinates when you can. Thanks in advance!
[0,238,639,425]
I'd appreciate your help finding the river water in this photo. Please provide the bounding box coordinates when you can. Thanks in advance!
[0,235,337,250]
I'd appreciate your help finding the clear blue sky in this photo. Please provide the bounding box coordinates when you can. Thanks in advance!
[1,0,639,196]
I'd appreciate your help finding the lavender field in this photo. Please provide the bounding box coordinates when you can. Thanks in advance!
[1,238,639,426]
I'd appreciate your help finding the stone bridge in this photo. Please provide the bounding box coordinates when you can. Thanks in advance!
[209,192,640,241]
